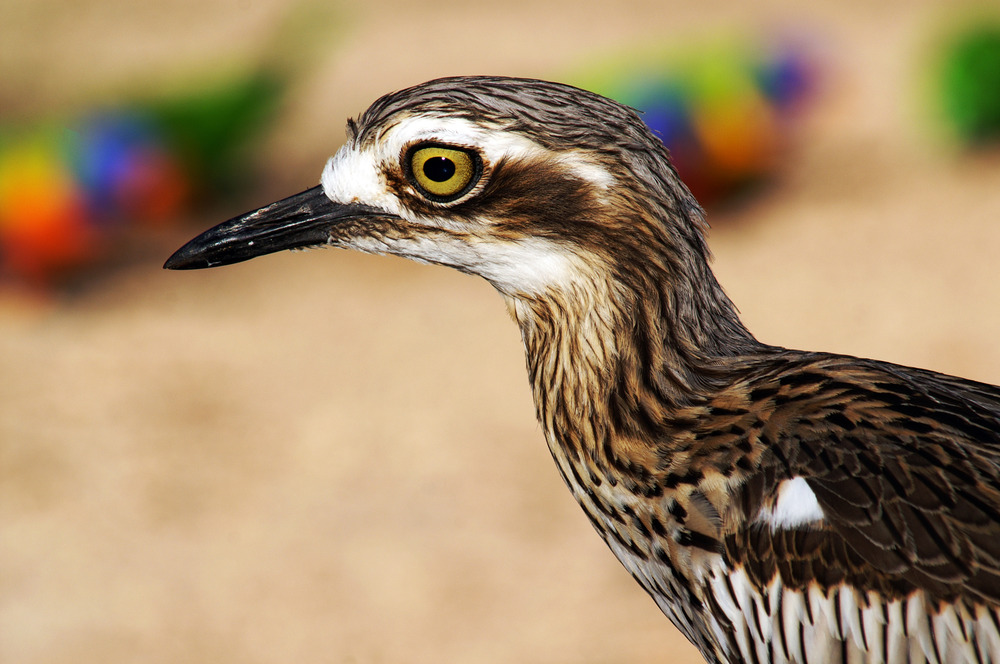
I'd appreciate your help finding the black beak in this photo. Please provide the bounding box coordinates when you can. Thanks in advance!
[164,185,384,270]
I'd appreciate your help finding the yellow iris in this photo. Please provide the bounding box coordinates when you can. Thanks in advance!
[409,145,477,200]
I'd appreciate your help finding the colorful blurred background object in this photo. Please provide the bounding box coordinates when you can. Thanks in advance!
[0,72,282,288]
[936,19,1000,146]
[575,36,819,207]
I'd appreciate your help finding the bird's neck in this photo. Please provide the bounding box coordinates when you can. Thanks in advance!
[509,251,757,403]
[505,256,759,485]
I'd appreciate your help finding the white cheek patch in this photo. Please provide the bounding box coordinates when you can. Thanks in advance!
[757,476,825,531]
[469,236,585,296]
[342,231,584,297]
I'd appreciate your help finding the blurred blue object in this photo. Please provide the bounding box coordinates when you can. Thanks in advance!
[574,35,820,206]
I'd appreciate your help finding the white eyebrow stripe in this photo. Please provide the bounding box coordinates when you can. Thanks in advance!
[381,115,615,189]
[557,152,615,189]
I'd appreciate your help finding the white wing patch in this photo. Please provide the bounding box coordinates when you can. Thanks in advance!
[758,476,825,531]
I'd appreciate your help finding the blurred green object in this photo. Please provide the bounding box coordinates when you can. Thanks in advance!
[939,22,1000,144]
[149,71,284,197]
[0,70,284,287]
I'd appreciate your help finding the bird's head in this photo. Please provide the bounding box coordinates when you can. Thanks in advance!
[167,75,757,414]
[165,76,714,305]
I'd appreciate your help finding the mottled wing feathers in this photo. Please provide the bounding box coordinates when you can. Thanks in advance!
[702,354,1000,661]
[728,355,1000,602]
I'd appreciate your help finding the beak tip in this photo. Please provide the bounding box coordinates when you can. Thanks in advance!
[163,245,209,270]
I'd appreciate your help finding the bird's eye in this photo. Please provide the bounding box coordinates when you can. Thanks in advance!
[407,144,481,202]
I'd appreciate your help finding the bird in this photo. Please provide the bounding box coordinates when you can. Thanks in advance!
[165,76,1000,664]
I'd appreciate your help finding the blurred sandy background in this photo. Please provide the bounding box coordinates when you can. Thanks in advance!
[2,1,1000,663]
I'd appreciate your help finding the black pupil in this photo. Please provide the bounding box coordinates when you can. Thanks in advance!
[422,156,455,182]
